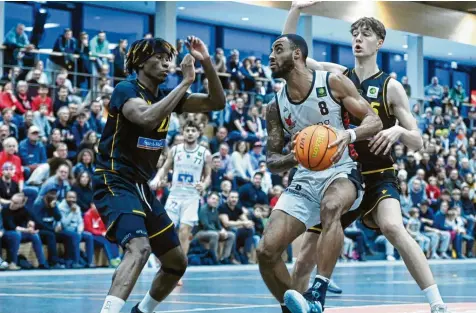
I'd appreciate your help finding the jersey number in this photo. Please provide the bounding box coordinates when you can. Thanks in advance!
[178,173,194,183]
[370,102,380,115]
[318,101,329,115]
[157,116,170,133]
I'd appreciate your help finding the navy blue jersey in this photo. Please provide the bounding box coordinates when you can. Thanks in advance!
[96,80,188,183]
[344,68,397,173]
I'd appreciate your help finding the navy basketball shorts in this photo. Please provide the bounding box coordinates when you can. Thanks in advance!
[92,170,180,256]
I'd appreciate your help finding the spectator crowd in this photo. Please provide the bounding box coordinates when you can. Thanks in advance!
[0,23,474,270]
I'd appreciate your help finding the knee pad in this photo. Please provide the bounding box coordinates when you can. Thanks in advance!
[160,265,186,277]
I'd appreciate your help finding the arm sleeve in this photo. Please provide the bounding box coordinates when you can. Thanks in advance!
[39,145,47,164]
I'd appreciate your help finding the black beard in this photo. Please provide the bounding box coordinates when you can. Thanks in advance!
[271,58,294,79]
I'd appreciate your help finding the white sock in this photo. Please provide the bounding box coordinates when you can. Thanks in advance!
[423,284,444,307]
[138,291,161,313]
[100,295,125,313]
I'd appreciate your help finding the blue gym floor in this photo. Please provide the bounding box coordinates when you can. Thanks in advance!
[1,260,475,313]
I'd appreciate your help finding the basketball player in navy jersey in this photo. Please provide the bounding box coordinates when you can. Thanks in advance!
[93,36,225,313]
[282,2,448,313]
[257,31,382,313]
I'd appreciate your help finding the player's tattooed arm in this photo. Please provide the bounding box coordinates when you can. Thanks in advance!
[282,1,346,74]
[266,100,299,173]
[369,79,423,155]
[328,73,383,162]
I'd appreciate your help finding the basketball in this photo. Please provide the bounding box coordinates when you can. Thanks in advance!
[294,125,337,171]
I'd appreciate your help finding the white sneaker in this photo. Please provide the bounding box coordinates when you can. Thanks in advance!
[0,258,8,270]
[430,254,441,260]
[386,255,396,261]
[431,304,449,313]
[439,252,450,259]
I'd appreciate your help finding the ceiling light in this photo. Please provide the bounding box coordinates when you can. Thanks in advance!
[448,52,453,56]
[402,44,408,49]
[178,6,185,10]
[322,52,327,56]
[241,17,249,21]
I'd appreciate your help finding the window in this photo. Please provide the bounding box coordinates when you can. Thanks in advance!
[83,5,149,49]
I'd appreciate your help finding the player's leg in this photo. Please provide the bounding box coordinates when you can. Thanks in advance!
[371,198,446,310]
[257,209,306,304]
[134,193,187,313]
[99,214,151,313]
[178,197,200,256]
[291,231,319,293]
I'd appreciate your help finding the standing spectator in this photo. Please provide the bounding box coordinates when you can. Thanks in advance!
[18,125,47,179]
[3,23,34,67]
[425,76,444,108]
[0,138,24,191]
[1,193,48,269]
[0,162,20,204]
[196,192,236,264]
[48,28,77,81]
[89,31,111,76]
[71,171,94,214]
[31,84,53,114]
[231,141,254,187]
[58,191,95,267]
[83,203,121,267]
[112,39,128,86]
[401,76,411,98]
[449,81,468,108]
[238,172,268,210]
[219,191,255,263]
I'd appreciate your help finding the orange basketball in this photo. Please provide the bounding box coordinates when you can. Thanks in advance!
[294,125,337,171]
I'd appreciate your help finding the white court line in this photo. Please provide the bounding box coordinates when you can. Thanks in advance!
[1,259,475,277]
[149,304,278,313]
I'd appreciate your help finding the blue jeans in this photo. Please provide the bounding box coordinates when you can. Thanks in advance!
[20,232,47,266]
[235,227,255,254]
[92,235,120,261]
[80,232,95,265]
[56,230,81,263]
[228,130,258,146]
[39,230,60,264]
[0,231,21,263]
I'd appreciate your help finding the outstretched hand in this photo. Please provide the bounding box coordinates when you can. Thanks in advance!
[291,0,320,10]
[185,36,210,61]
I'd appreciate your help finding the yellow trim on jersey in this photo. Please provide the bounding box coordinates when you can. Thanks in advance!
[110,115,120,171]
[373,72,384,80]
[362,195,391,219]
[382,76,392,118]
[105,220,116,239]
[132,210,146,217]
[149,222,174,239]
[95,168,119,174]
[309,226,322,232]
[361,167,395,175]
[103,174,115,196]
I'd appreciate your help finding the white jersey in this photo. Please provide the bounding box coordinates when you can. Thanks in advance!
[170,143,207,197]
[276,70,353,167]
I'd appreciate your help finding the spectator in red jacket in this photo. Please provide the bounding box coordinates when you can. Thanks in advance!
[0,137,24,191]
[0,82,23,112]
[426,176,441,209]
[14,80,31,114]
[31,84,53,114]
[83,204,121,267]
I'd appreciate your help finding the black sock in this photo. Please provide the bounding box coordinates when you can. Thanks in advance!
[281,304,292,313]
[311,275,330,307]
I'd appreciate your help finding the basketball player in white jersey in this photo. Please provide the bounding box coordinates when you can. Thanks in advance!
[282,2,448,313]
[257,33,382,313]
[152,120,211,260]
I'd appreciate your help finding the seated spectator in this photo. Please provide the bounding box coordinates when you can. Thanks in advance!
[240,58,259,91]
[0,124,9,149]
[419,201,451,259]
[446,208,474,258]
[31,84,53,114]
[0,137,24,191]
[228,98,258,144]
[219,180,232,205]
[87,100,104,135]
[425,176,440,210]
[461,185,475,235]
[0,82,23,113]
[406,208,430,254]
[219,191,255,263]
[54,107,77,159]
[18,110,35,141]
[72,171,94,214]
[58,191,95,267]
[18,126,47,179]
[15,80,31,114]
[249,141,266,171]
[213,143,232,173]
[73,149,95,178]
[344,221,375,261]
[46,129,63,158]
[425,76,444,108]
[32,104,52,143]
[25,60,49,85]
[209,127,228,154]
[72,112,91,149]
[211,155,231,192]
[269,185,284,208]
[238,172,268,210]
[231,141,254,187]
[53,86,69,116]
[0,162,20,205]
[35,163,71,205]
[78,130,99,153]
[83,203,121,267]
[254,161,272,195]
[196,192,236,264]
[409,179,427,208]
[2,193,52,269]
[246,106,266,144]
[2,108,19,139]
[0,197,21,270]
